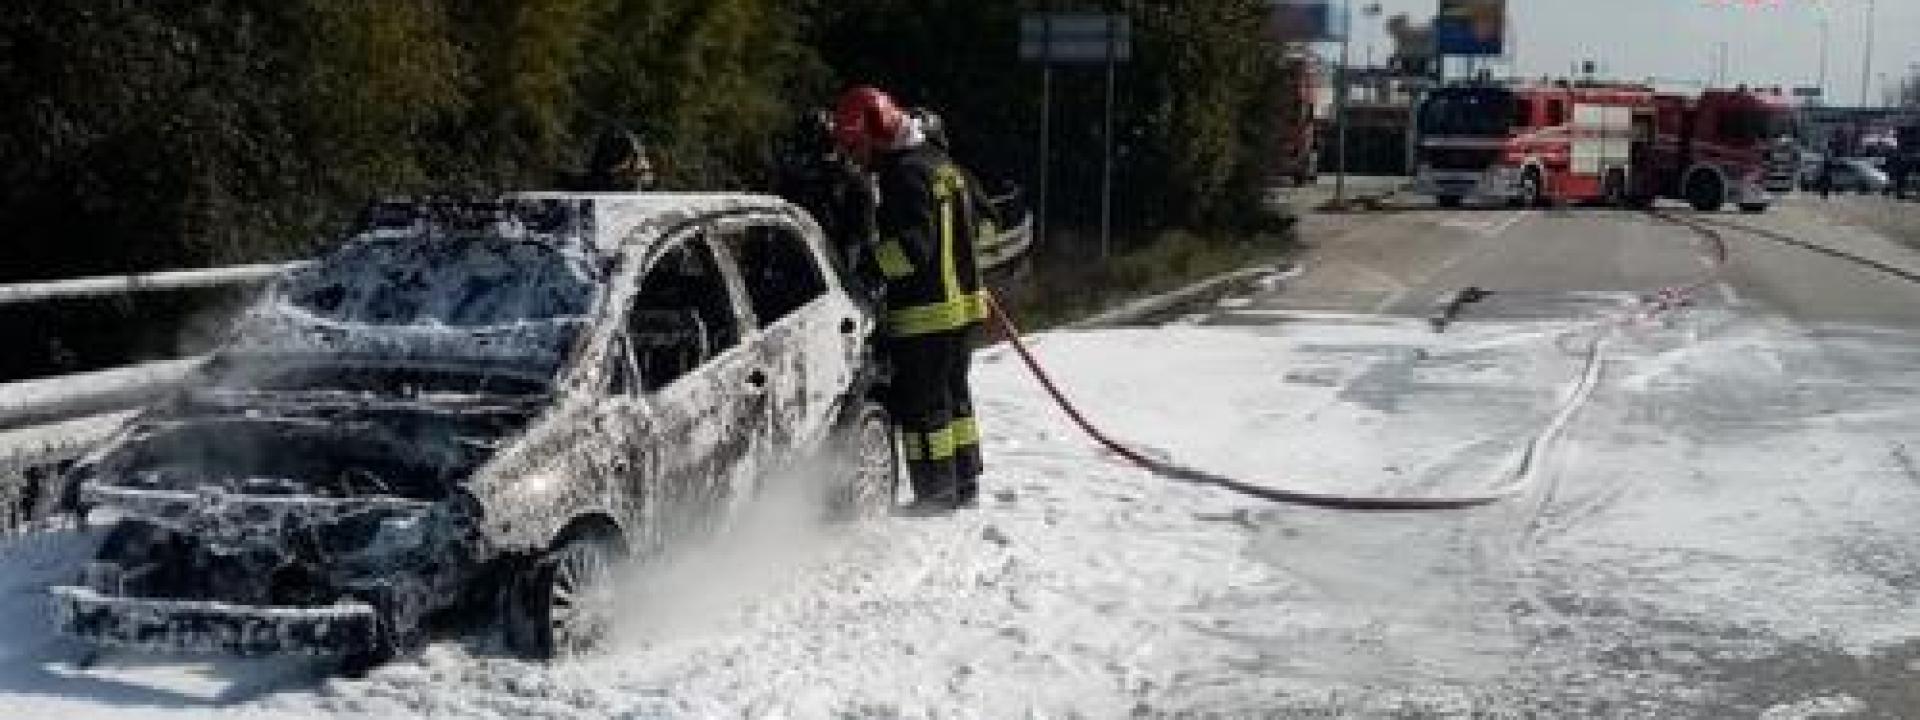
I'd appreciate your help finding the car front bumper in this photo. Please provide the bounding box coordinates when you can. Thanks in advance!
[51,585,379,656]
[1414,167,1519,201]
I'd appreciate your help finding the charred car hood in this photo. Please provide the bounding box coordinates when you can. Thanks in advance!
[83,387,546,503]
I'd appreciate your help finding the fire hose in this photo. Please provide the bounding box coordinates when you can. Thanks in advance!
[983,290,1574,511]
[978,209,1737,512]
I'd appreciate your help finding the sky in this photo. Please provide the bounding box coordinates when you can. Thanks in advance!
[1330,0,1920,106]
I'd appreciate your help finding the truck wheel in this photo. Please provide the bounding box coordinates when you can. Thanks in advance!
[503,522,626,660]
[826,401,899,522]
[1520,169,1547,208]
[1738,203,1768,214]
[1602,170,1628,208]
[1687,172,1725,212]
[1436,195,1463,208]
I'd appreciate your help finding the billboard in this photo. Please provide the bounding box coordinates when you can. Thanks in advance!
[1434,0,1505,56]
[1270,1,1344,43]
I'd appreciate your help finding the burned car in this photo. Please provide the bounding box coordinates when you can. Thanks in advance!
[51,194,899,661]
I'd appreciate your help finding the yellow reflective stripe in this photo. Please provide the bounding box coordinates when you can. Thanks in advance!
[966,289,989,322]
[889,300,970,336]
[925,426,957,461]
[899,428,958,462]
[900,430,924,461]
[875,240,914,279]
[886,290,990,336]
[937,169,963,305]
[952,416,979,448]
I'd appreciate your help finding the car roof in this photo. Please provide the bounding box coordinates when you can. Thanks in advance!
[506,192,804,257]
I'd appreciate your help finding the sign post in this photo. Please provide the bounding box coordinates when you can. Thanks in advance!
[1021,13,1132,260]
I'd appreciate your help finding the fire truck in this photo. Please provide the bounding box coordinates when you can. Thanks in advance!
[1273,53,1321,186]
[1636,88,1799,212]
[1413,82,1798,211]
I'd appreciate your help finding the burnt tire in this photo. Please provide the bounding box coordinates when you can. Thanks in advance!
[827,402,899,522]
[1687,172,1725,212]
[502,523,625,660]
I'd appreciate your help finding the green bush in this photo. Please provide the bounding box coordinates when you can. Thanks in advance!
[0,0,1297,280]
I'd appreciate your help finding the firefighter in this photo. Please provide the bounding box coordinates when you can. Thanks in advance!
[910,108,1003,249]
[569,127,657,192]
[775,110,882,305]
[834,86,987,512]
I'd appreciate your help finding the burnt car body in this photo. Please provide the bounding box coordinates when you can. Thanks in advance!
[51,194,899,660]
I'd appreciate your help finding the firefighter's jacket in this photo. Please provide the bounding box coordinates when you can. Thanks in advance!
[871,144,987,337]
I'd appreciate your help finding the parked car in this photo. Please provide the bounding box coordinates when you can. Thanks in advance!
[51,194,899,663]
[1802,157,1892,194]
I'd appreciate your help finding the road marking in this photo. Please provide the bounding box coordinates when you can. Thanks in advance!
[1483,211,1529,237]
[1371,211,1534,314]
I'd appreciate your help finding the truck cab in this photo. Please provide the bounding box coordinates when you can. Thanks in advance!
[1680,90,1799,211]
[1413,85,1520,206]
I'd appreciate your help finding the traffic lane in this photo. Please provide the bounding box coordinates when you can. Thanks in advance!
[1209,206,1720,324]
[1373,208,1722,316]
[1702,202,1920,328]
[1171,205,1920,714]
[1202,208,1535,321]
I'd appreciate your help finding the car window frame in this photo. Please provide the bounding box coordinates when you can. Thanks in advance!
[714,216,833,332]
[712,215,836,333]
[605,223,754,398]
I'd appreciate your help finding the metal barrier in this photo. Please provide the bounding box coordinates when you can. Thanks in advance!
[0,262,302,307]
[0,265,291,536]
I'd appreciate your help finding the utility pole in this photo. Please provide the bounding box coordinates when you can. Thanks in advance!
[1036,65,1051,253]
[1099,15,1118,260]
[1333,0,1352,206]
[1720,42,1735,88]
[1332,1,1380,207]
[1861,0,1876,107]
[1817,17,1829,102]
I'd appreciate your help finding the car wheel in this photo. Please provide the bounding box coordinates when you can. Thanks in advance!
[1738,203,1768,214]
[827,401,899,522]
[1687,171,1725,212]
[1436,195,1463,208]
[503,523,625,660]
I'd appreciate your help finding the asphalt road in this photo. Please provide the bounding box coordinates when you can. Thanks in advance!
[1170,196,1920,717]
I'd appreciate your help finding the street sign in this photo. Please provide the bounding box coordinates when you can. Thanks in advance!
[1792,86,1824,99]
[1020,13,1132,64]
[1435,0,1506,57]
[1020,12,1132,260]
[1269,1,1344,43]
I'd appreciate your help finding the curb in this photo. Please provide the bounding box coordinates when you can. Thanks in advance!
[1066,263,1296,330]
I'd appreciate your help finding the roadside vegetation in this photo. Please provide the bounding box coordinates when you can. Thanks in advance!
[0,0,1299,378]
[993,225,1298,331]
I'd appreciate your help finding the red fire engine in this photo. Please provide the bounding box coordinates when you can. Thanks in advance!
[1273,53,1321,186]
[1635,88,1799,212]
[1414,82,1797,211]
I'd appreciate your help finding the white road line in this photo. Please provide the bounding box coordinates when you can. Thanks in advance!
[1482,210,1530,237]
[1371,211,1534,314]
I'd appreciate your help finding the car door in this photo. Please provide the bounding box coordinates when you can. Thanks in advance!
[610,228,771,542]
[717,217,864,466]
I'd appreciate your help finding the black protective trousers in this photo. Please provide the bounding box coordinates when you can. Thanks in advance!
[884,329,982,503]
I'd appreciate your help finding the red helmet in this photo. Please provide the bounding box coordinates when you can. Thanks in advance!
[833,85,906,156]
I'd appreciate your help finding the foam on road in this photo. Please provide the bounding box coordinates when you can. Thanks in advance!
[3,291,1919,715]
